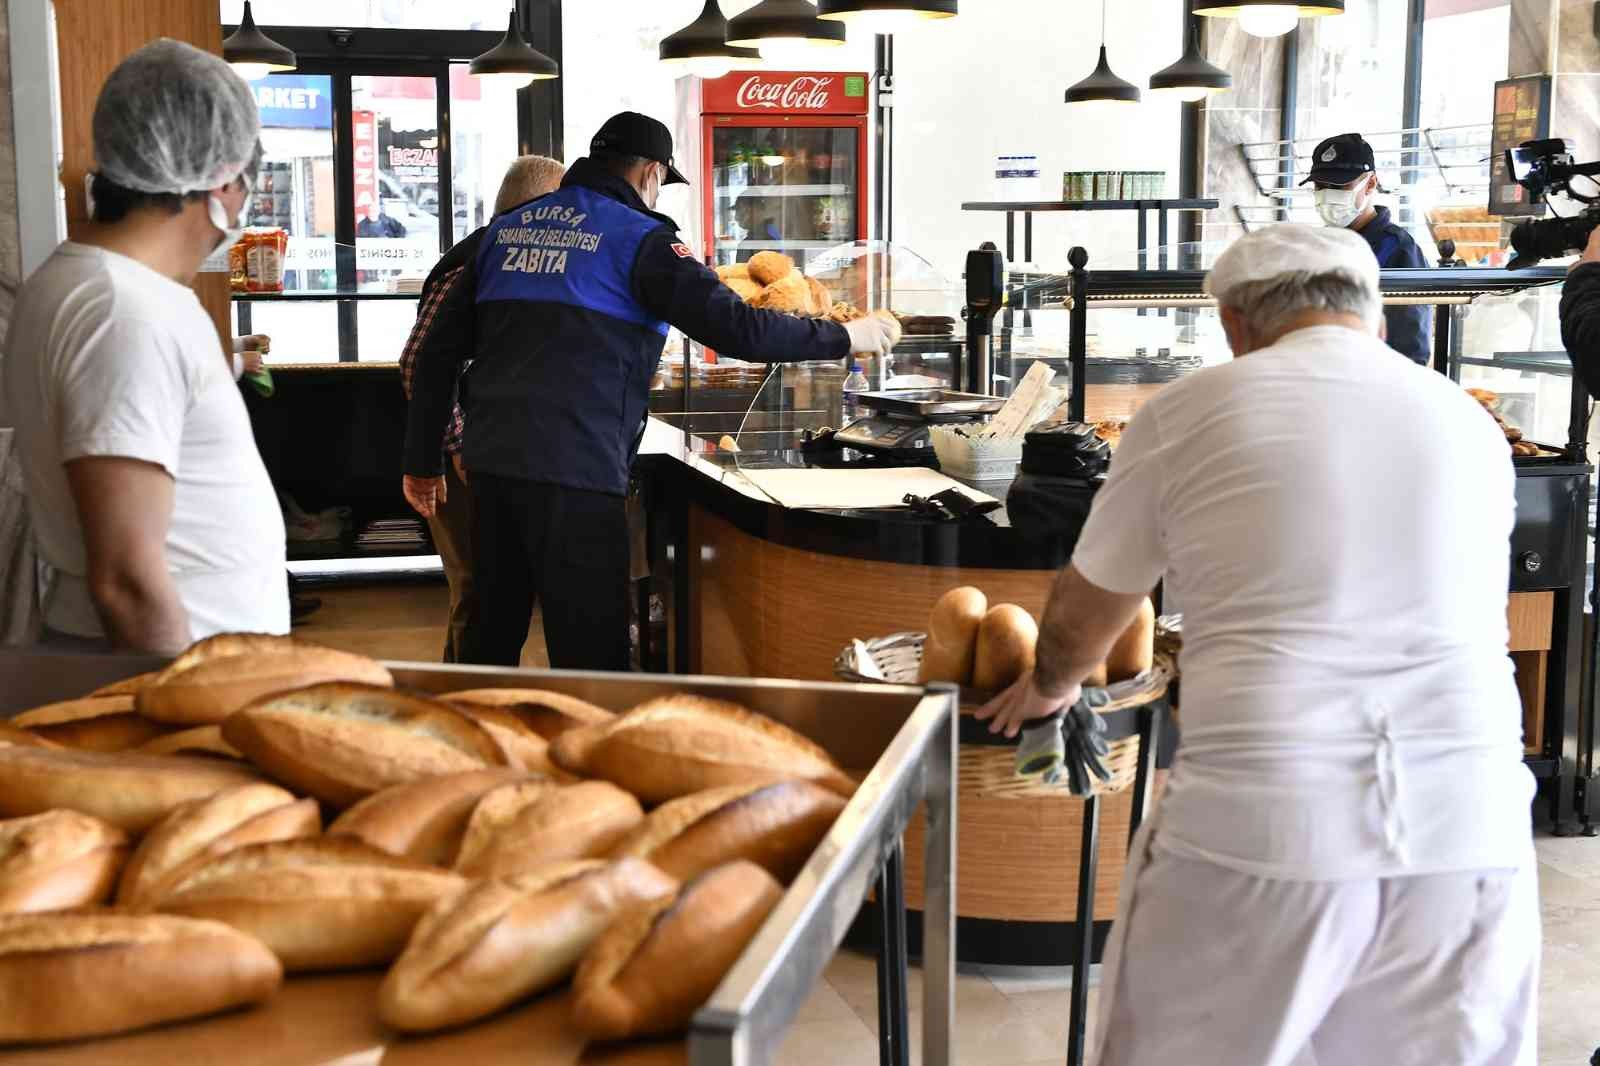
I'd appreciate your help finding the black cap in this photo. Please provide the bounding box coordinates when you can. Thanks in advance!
[1300,132,1376,186]
[590,111,688,186]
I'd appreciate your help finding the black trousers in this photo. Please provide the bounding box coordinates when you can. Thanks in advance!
[461,473,630,671]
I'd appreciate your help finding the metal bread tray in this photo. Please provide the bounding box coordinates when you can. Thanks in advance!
[854,388,1007,418]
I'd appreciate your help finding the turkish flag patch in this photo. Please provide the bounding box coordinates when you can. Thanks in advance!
[671,243,693,259]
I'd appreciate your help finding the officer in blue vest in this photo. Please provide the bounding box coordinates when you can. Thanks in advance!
[1302,133,1431,365]
[402,112,897,671]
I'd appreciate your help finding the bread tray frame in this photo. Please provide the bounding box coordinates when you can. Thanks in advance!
[0,652,959,1066]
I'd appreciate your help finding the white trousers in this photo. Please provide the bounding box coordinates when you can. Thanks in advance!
[1094,842,1540,1066]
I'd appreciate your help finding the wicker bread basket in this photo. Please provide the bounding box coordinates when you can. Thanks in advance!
[834,631,1175,799]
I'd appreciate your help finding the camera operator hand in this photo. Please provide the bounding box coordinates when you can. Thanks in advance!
[1560,228,1600,400]
[1572,226,1600,272]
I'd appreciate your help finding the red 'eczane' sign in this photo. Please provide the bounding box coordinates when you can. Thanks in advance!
[701,72,869,115]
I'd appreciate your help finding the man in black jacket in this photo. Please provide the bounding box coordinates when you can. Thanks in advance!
[399,155,565,663]
[402,112,895,670]
[1302,133,1432,365]
[1559,226,1600,400]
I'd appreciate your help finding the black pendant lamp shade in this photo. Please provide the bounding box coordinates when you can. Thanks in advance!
[1192,0,1345,24]
[222,1,296,77]
[660,0,761,65]
[1066,45,1141,104]
[727,0,849,49]
[815,0,959,22]
[1149,25,1233,96]
[470,10,561,82]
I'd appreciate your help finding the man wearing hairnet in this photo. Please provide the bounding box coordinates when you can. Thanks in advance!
[979,226,1536,1064]
[1,39,287,651]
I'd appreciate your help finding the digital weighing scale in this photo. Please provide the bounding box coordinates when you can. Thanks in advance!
[833,389,1007,463]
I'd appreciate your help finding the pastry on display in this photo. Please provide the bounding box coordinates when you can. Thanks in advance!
[9,695,170,752]
[571,860,783,1040]
[1467,386,1545,456]
[1092,420,1126,449]
[0,746,263,832]
[0,810,128,914]
[0,912,281,1044]
[327,768,531,866]
[746,251,794,287]
[550,695,856,804]
[610,779,845,884]
[138,634,394,726]
[117,783,319,909]
[454,780,643,878]
[378,858,678,1033]
[220,683,514,807]
[155,838,465,973]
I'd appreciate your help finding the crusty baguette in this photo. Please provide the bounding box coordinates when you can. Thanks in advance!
[12,694,135,727]
[136,724,245,760]
[971,604,1039,693]
[327,769,530,865]
[13,695,175,753]
[456,780,642,877]
[0,912,281,1043]
[378,858,678,1033]
[441,688,615,740]
[221,683,514,808]
[610,780,844,884]
[917,587,988,685]
[156,838,464,972]
[0,746,264,832]
[88,670,162,698]
[150,632,302,685]
[571,861,783,1040]
[451,704,574,779]
[0,723,58,749]
[0,810,129,914]
[139,645,395,726]
[551,695,855,804]
[117,782,318,909]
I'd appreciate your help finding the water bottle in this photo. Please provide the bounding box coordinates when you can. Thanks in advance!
[842,362,870,425]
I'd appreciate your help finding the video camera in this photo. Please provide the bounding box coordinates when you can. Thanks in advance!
[1504,138,1600,268]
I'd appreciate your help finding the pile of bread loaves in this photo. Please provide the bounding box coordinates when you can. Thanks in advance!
[1466,387,1542,457]
[0,633,855,1054]
[916,587,1155,692]
[715,251,874,325]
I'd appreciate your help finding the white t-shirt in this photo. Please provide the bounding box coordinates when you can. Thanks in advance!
[1,243,289,640]
[1073,324,1534,880]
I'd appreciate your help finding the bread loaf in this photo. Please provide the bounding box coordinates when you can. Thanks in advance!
[751,270,812,313]
[0,746,263,832]
[725,277,763,302]
[550,695,855,804]
[714,263,749,281]
[151,632,300,683]
[571,860,783,1040]
[0,723,58,749]
[456,780,643,878]
[88,670,161,698]
[441,688,615,740]
[1105,598,1156,683]
[156,838,465,972]
[805,275,834,317]
[577,1044,688,1066]
[221,682,513,807]
[327,768,529,865]
[140,644,395,726]
[0,912,281,1043]
[12,695,172,752]
[0,810,128,914]
[971,604,1039,692]
[746,251,794,287]
[917,586,988,685]
[611,780,844,884]
[117,783,319,909]
[378,858,678,1033]
[136,724,245,759]
[450,704,573,779]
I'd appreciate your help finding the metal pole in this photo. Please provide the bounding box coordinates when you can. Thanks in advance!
[874,845,910,1066]
[873,34,893,244]
[920,687,958,1066]
[1400,0,1425,201]
[1278,28,1299,222]
[1068,247,1089,422]
[1068,794,1101,1066]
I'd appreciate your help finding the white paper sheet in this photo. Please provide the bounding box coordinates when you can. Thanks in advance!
[734,467,999,511]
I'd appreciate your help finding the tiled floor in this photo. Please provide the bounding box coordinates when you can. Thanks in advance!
[780,835,1600,1066]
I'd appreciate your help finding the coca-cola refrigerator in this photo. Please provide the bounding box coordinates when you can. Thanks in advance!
[674,71,869,272]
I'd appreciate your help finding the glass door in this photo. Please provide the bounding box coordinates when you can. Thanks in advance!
[710,124,859,271]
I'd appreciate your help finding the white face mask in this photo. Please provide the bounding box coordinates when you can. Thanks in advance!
[642,163,663,211]
[207,184,251,254]
[1315,181,1368,228]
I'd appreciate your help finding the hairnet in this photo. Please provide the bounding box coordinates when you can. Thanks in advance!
[92,39,262,195]
[1205,223,1379,304]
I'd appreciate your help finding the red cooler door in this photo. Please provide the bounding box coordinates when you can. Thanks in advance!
[706,117,865,272]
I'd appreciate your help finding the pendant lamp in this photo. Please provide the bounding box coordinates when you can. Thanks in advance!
[815,0,958,34]
[1065,0,1141,105]
[223,1,296,81]
[469,9,560,88]
[1193,0,1344,38]
[1149,23,1232,101]
[727,0,847,64]
[660,0,761,79]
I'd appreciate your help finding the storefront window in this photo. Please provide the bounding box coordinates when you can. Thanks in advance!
[1294,0,1410,142]
[352,75,443,292]
[220,0,513,30]
[448,62,522,243]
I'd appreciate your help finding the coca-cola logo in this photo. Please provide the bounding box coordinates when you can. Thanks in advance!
[734,75,834,110]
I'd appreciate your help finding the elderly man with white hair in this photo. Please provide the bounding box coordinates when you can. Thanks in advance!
[979,224,1538,1065]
